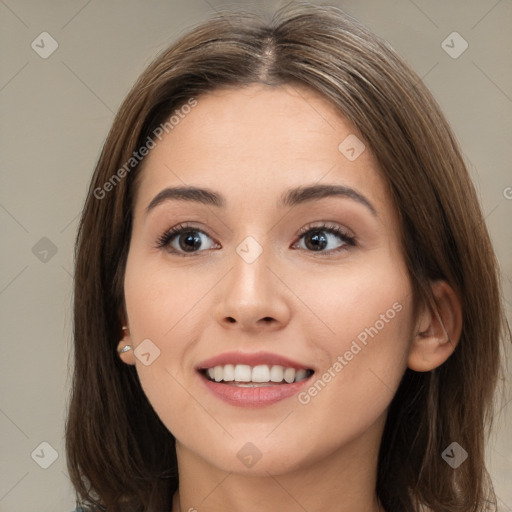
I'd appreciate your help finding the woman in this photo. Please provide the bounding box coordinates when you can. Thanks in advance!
[65,3,507,511]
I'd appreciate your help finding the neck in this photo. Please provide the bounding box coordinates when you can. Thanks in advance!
[171,415,386,512]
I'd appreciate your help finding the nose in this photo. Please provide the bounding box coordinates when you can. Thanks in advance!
[212,241,292,332]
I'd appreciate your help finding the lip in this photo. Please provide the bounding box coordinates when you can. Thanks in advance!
[195,351,315,408]
[198,372,314,407]
[195,351,313,371]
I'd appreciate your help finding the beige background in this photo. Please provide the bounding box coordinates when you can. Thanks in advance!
[0,1,511,511]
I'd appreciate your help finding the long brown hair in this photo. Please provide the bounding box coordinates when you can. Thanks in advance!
[66,2,507,511]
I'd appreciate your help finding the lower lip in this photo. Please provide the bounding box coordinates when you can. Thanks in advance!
[199,372,313,407]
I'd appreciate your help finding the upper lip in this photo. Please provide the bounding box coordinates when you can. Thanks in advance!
[196,351,314,371]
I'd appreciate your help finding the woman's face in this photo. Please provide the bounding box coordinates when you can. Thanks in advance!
[123,83,417,476]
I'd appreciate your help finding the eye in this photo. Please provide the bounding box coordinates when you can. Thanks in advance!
[156,221,356,257]
[156,223,218,256]
[293,222,356,255]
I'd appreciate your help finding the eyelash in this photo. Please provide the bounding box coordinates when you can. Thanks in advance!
[156,222,356,257]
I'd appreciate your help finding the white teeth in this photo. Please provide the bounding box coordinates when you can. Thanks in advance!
[223,364,235,381]
[284,368,296,383]
[295,369,308,382]
[252,365,270,382]
[203,364,312,384]
[234,364,251,382]
[214,366,223,382]
[270,365,284,382]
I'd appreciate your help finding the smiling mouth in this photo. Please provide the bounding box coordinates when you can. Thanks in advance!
[200,364,315,387]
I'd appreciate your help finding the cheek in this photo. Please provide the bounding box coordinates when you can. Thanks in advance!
[333,267,412,362]
[294,263,414,438]
[123,250,209,343]
[123,252,216,430]
[297,253,412,356]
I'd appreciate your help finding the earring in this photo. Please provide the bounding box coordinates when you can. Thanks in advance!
[119,326,131,354]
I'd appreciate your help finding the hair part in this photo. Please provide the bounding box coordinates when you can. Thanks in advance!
[66,2,507,511]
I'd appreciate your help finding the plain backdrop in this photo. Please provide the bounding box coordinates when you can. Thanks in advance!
[0,1,511,511]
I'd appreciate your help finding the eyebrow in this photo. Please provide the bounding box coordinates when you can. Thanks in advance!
[146,184,377,216]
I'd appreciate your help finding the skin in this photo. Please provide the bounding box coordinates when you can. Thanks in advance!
[118,83,462,512]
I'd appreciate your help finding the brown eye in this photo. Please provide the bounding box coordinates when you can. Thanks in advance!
[294,223,356,254]
[156,224,217,256]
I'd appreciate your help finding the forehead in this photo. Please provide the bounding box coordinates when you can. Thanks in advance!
[134,83,392,218]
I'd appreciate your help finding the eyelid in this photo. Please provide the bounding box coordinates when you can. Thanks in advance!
[295,221,355,239]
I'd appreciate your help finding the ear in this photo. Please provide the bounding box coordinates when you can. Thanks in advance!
[117,325,136,366]
[408,280,462,372]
